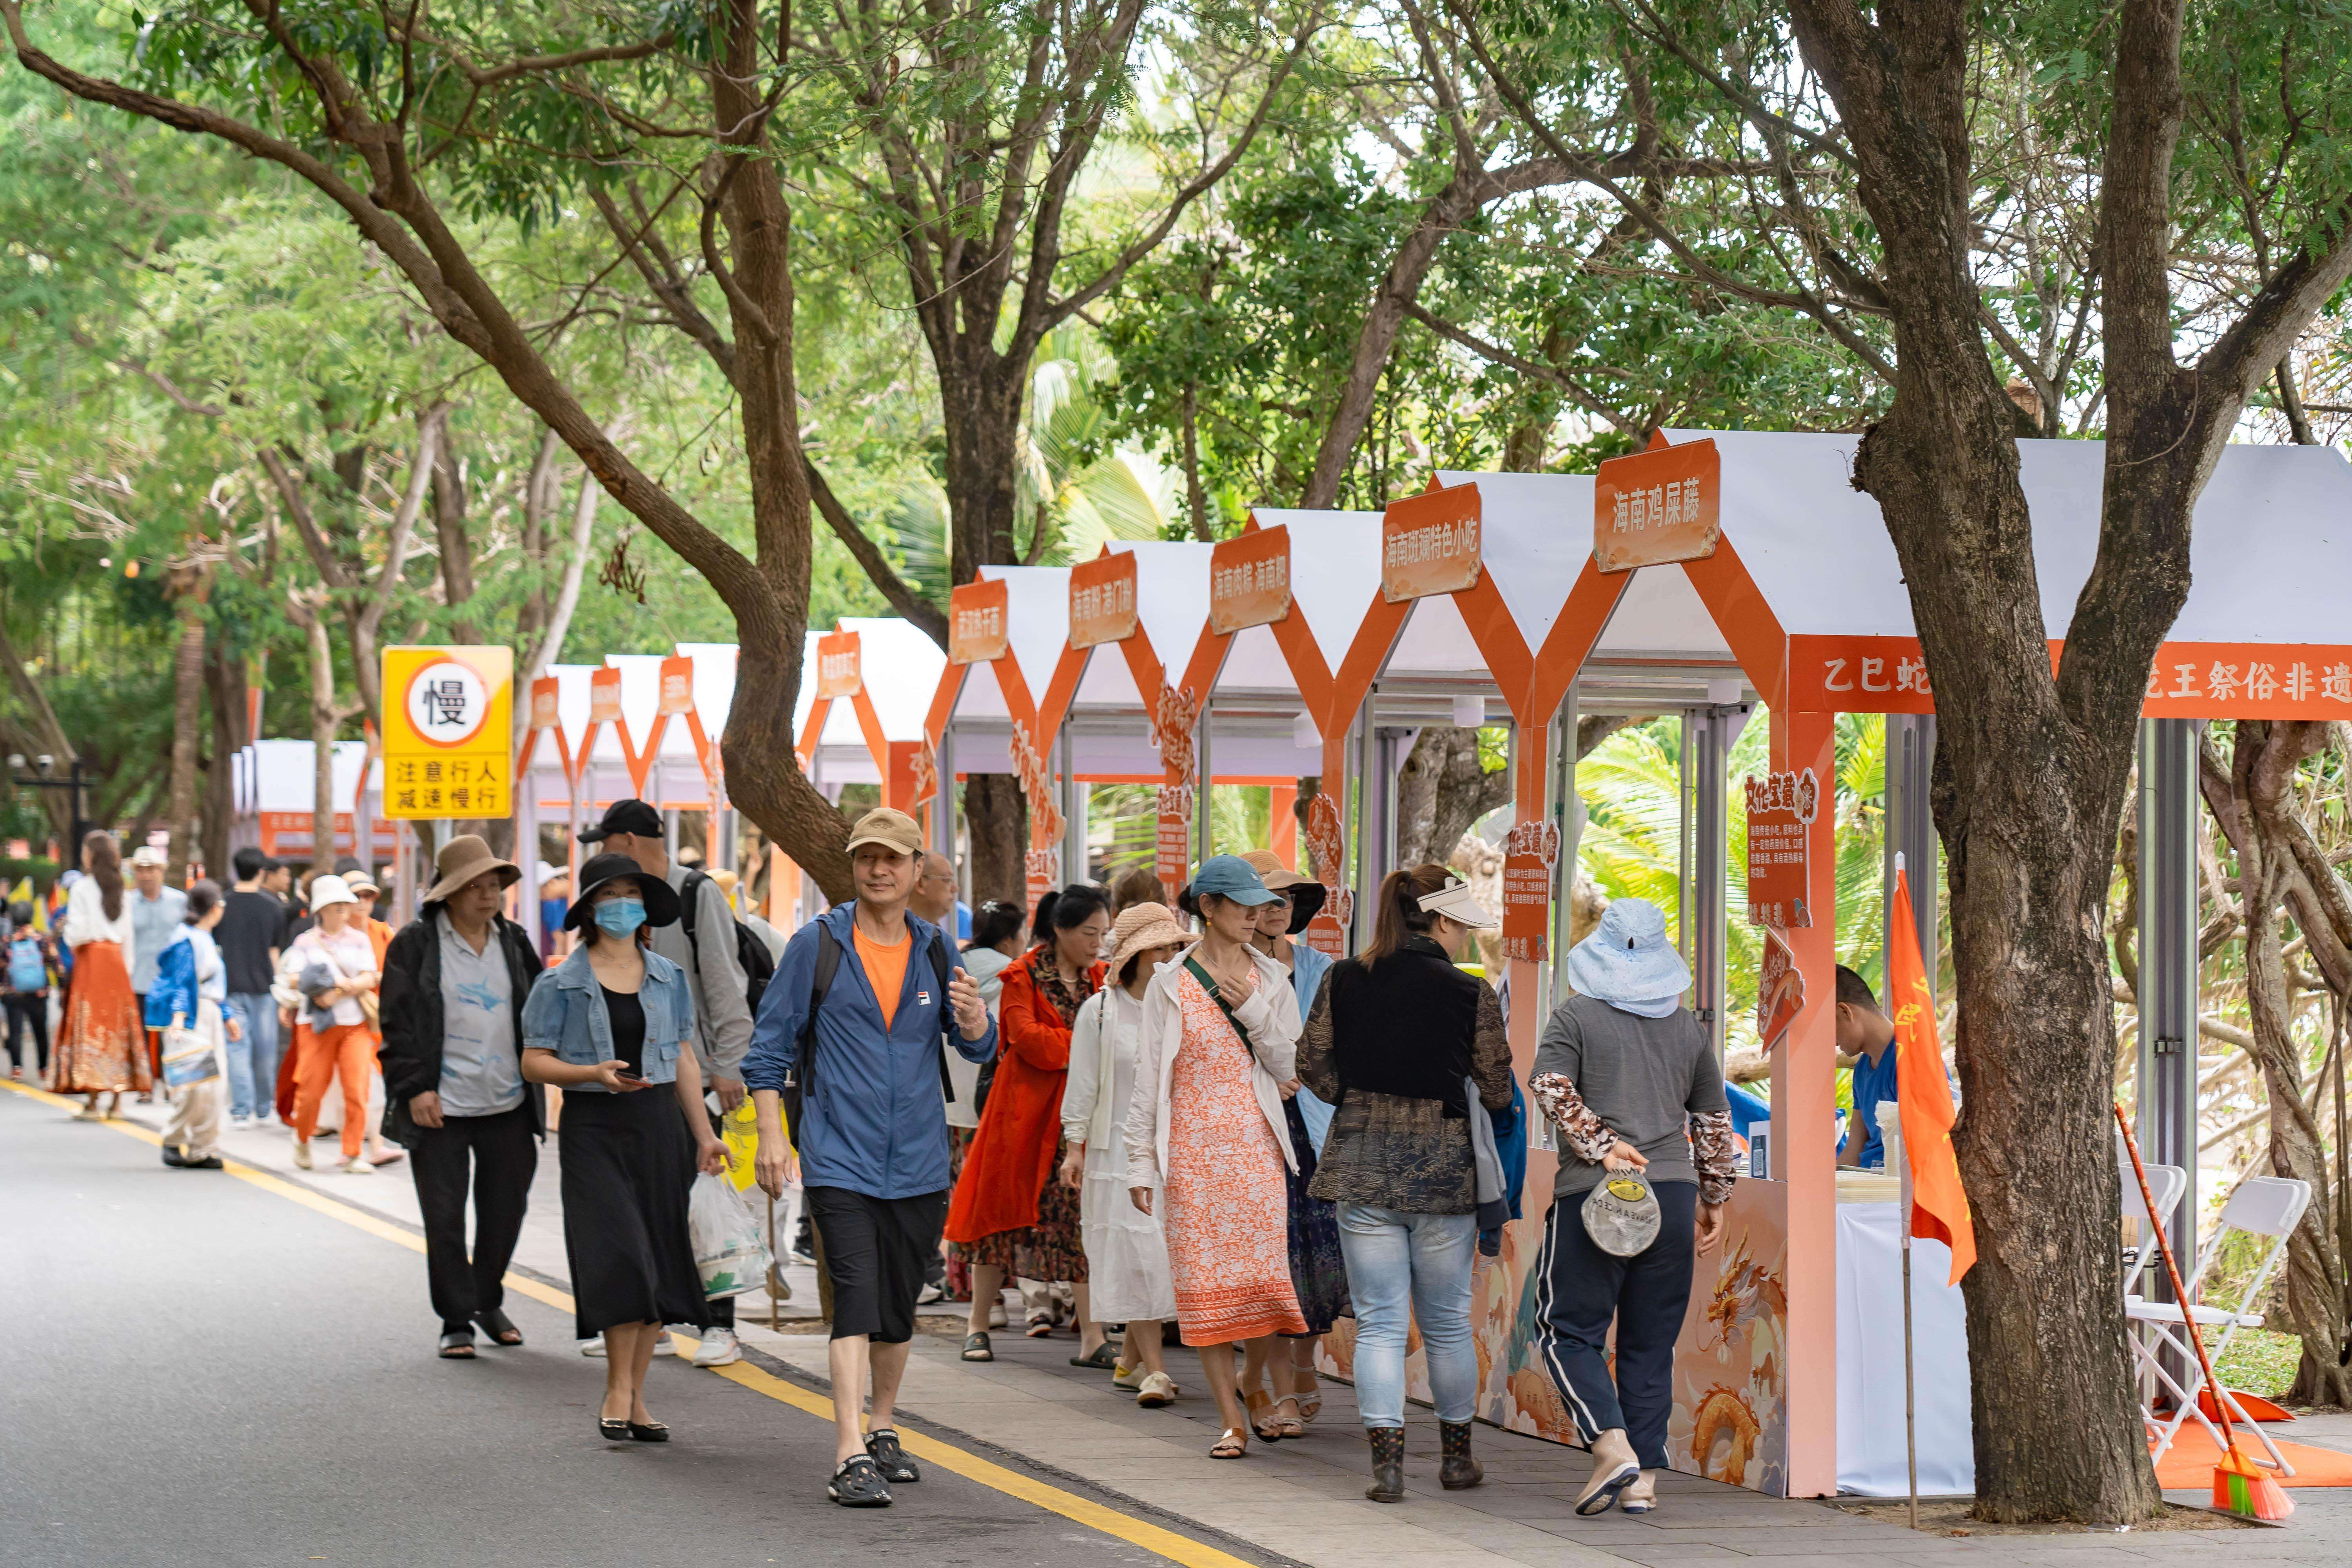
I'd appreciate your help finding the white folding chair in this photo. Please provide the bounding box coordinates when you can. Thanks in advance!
[2116,1136,2186,1300]
[2126,1175,2311,1474]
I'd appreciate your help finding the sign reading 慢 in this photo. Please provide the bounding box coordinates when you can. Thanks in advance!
[1745,767,1818,929]
[381,645,514,820]
[1208,526,1292,634]
[815,630,862,699]
[1593,438,1721,572]
[949,578,1010,664]
[1498,817,1561,962]
[1381,482,1482,603]
[1069,551,1140,649]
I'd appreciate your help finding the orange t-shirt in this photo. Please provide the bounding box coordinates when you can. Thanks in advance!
[853,923,911,1031]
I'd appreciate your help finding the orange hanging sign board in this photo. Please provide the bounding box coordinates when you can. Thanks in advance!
[528,676,561,731]
[1382,482,1483,603]
[1069,551,1140,649]
[380,645,514,820]
[815,630,862,699]
[1498,817,1559,962]
[588,665,624,723]
[657,655,696,715]
[1209,526,1292,634]
[1300,791,1354,958]
[949,579,1010,665]
[1745,767,1818,929]
[1151,683,1199,897]
[1757,926,1804,1048]
[1593,437,1721,572]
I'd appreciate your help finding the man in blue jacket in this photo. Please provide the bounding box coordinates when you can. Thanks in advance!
[749,807,994,1509]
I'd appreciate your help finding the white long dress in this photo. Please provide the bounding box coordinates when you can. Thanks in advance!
[1062,986,1177,1322]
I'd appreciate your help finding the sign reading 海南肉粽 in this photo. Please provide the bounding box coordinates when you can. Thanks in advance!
[381,646,514,820]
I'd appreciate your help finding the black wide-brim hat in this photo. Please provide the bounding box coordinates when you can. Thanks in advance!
[564,852,682,931]
[1285,880,1328,935]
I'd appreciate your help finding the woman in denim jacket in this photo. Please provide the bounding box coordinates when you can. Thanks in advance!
[521,853,728,1443]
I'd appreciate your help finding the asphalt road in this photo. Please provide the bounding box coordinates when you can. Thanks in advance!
[0,1089,1191,1568]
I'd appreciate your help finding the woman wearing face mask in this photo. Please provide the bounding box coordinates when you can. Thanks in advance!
[1298,864,1515,1502]
[946,884,1112,1363]
[519,853,729,1439]
[1236,849,1347,1435]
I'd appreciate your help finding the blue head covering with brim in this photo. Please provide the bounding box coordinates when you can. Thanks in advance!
[1188,854,1278,906]
[1564,897,1692,1017]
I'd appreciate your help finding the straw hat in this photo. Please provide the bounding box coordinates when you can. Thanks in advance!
[424,834,522,904]
[1106,901,1194,978]
[1239,848,1328,934]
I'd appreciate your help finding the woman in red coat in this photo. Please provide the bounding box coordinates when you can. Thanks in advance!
[947,884,1111,1365]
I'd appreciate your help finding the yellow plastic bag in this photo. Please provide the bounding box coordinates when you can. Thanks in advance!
[720,1098,763,1192]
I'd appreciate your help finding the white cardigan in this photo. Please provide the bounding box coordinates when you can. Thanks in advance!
[1122,948,1301,1190]
[62,876,135,951]
[1062,985,1140,1150]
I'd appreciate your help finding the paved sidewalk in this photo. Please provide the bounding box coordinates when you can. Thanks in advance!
[108,1091,2352,1566]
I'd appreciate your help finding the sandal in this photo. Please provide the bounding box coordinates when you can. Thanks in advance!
[472,1308,524,1347]
[1294,1367,1322,1423]
[1247,1388,1284,1441]
[1025,1314,1055,1339]
[438,1331,477,1359]
[1068,1343,1118,1370]
[961,1332,995,1362]
[1210,1427,1249,1460]
[1274,1397,1305,1440]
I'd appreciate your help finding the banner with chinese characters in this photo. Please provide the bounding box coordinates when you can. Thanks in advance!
[1756,925,1804,1048]
[1150,682,1199,897]
[1069,551,1139,649]
[1381,482,1482,602]
[1593,438,1720,573]
[815,630,862,698]
[1498,817,1560,962]
[949,578,1010,664]
[1786,634,2352,719]
[381,646,514,819]
[1008,718,1064,911]
[1744,768,1817,928]
[1208,526,1292,634]
[1300,790,1354,957]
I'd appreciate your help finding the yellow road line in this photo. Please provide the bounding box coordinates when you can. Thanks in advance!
[2,1077,1256,1568]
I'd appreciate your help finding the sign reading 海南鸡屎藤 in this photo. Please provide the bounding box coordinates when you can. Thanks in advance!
[1744,767,1817,929]
[815,630,862,699]
[1592,438,1720,573]
[381,646,514,820]
[1381,482,1482,603]
[1069,551,1140,649]
[949,578,1010,664]
[1497,817,1560,962]
[1208,526,1292,634]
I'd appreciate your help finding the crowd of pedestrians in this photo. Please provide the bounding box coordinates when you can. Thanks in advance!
[11,807,1739,1522]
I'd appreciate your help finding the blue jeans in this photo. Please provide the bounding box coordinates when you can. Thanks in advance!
[1335,1204,1479,1428]
[224,992,281,1120]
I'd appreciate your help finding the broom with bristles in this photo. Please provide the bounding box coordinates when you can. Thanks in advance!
[2114,1103,2292,1521]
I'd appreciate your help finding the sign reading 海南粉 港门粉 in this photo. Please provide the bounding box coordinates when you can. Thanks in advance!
[1381,483,1482,603]
[815,630,862,699]
[1593,439,1720,573]
[381,646,515,820]
[1069,551,1140,649]
[1207,526,1292,634]
[949,578,1010,664]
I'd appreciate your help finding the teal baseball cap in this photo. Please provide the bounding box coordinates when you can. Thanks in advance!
[1188,853,1278,906]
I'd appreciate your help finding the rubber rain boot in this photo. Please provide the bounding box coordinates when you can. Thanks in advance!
[1365,1426,1406,1503]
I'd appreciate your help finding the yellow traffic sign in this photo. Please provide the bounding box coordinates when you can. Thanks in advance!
[381,646,514,819]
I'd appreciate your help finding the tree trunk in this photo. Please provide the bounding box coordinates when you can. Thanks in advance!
[164,585,209,882]
[1395,726,1511,867]
[431,442,480,646]
[964,773,1028,908]
[940,359,1027,595]
[294,597,340,873]
[201,637,247,886]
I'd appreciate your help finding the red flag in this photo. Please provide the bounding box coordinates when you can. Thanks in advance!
[1890,867,1975,1283]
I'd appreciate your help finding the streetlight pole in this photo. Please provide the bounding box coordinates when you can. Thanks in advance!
[7,754,92,856]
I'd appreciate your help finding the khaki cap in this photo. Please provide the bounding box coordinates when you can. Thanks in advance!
[846,807,924,857]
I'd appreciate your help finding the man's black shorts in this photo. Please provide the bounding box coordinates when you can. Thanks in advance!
[804,1185,949,1344]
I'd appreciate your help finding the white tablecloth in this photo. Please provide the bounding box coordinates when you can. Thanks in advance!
[1835,1201,1973,1495]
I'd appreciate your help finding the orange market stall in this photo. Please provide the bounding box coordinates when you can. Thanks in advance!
[927,567,1074,910]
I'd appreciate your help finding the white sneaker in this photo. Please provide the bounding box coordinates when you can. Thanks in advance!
[988,1303,1007,1329]
[652,1330,676,1356]
[579,1337,606,1358]
[229,1115,254,1131]
[693,1328,742,1367]
[291,1132,313,1170]
[341,1154,375,1175]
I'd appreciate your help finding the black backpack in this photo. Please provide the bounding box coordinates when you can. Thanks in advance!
[678,868,777,1018]
[784,918,957,1150]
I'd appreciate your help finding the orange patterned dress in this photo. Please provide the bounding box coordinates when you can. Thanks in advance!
[1161,971,1306,1345]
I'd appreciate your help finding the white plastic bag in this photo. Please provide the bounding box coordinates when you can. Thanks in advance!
[690,1172,771,1298]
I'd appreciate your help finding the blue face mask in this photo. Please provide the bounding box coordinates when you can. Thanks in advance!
[593,898,647,938]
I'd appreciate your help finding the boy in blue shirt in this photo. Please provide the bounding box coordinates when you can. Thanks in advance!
[1835,965,1900,1169]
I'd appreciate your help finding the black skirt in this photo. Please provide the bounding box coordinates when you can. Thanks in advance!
[558,1086,706,1339]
